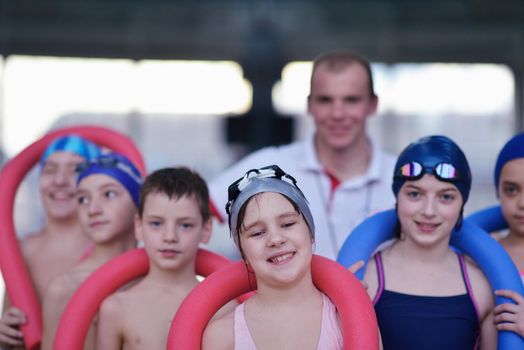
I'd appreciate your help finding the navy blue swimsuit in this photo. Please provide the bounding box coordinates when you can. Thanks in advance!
[373,252,480,350]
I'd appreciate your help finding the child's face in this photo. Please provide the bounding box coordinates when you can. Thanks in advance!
[397,174,463,248]
[498,158,524,237]
[76,174,136,244]
[40,151,85,220]
[239,192,313,286]
[135,192,211,271]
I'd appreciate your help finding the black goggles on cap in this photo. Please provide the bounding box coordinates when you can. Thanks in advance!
[225,165,305,215]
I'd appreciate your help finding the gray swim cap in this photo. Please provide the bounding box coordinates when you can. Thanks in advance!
[226,165,315,248]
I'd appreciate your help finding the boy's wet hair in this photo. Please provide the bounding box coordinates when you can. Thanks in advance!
[138,167,210,221]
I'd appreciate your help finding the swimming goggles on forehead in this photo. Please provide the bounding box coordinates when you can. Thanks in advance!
[394,161,462,182]
[225,164,305,215]
[75,154,142,184]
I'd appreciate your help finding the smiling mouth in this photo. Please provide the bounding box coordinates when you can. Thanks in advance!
[267,252,295,264]
[89,221,108,228]
[416,222,440,232]
[327,126,350,134]
[50,192,74,200]
[159,249,181,257]
[513,216,524,223]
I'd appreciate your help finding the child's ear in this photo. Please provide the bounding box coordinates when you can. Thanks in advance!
[134,213,144,241]
[200,218,212,244]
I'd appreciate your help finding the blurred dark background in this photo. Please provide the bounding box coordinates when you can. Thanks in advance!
[1,0,524,147]
[1,0,523,255]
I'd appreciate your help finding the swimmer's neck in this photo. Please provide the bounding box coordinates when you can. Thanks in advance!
[254,273,319,307]
[88,234,136,264]
[42,217,83,236]
[315,134,371,181]
[143,266,200,290]
[390,237,453,263]
[501,231,524,247]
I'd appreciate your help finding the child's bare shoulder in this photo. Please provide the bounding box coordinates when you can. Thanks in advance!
[44,270,84,303]
[99,289,131,320]
[213,300,239,319]
[364,255,377,275]
[463,256,489,285]
[100,278,157,314]
[463,255,494,316]
[202,308,235,350]
[362,255,379,298]
[102,278,147,305]
[20,231,46,257]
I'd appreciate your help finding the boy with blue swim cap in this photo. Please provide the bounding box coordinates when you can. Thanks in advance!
[41,152,141,350]
[0,134,101,349]
[362,135,497,350]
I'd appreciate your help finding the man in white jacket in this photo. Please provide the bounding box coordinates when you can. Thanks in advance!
[210,50,396,260]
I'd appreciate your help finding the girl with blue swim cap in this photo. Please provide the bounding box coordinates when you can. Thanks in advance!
[41,152,142,350]
[362,135,497,349]
[490,132,524,337]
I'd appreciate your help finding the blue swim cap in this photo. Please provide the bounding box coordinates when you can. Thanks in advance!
[40,135,100,166]
[76,152,142,208]
[494,132,524,196]
[392,135,472,203]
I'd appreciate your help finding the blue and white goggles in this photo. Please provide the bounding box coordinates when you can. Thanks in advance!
[395,161,462,182]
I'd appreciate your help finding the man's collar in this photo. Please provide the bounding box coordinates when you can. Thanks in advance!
[298,133,385,183]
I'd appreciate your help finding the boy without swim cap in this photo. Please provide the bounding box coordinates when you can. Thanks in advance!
[40,135,101,166]
[76,152,142,208]
[392,135,472,204]
[226,165,315,248]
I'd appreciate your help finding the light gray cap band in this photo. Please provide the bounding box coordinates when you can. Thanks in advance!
[228,177,315,248]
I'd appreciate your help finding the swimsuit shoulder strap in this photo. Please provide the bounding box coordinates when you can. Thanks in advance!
[373,251,385,305]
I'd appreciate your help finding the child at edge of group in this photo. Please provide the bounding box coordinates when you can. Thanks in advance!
[40,152,142,350]
[362,135,497,350]
[0,135,100,349]
[489,132,524,337]
[202,164,344,350]
[95,167,236,350]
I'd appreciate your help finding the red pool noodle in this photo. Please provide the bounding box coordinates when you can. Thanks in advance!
[167,255,379,350]
[0,125,145,349]
[52,248,231,350]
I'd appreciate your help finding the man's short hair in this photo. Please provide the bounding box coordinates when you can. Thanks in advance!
[138,167,210,221]
[310,50,376,98]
